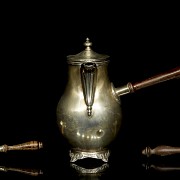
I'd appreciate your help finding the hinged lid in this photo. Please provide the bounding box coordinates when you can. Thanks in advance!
[67,38,109,65]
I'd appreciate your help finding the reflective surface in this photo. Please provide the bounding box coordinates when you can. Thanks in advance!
[56,39,122,162]
[2,145,180,178]
[1,2,180,178]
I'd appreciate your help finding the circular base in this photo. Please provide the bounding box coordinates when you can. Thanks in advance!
[69,148,110,162]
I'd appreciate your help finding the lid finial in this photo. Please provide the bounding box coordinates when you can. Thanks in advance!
[67,38,109,64]
[84,38,92,50]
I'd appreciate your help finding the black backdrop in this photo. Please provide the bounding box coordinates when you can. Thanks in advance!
[0,2,180,178]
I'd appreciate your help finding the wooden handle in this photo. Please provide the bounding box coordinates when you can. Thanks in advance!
[130,66,180,92]
[142,145,180,157]
[0,166,43,176]
[143,163,180,172]
[0,141,43,152]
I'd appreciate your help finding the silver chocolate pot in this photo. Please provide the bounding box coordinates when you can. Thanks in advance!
[56,38,180,162]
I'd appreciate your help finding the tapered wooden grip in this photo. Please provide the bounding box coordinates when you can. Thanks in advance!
[0,141,43,152]
[142,145,180,157]
[0,166,43,176]
[130,67,180,92]
[143,164,180,172]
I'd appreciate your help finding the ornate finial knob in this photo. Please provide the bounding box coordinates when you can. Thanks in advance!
[84,38,92,49]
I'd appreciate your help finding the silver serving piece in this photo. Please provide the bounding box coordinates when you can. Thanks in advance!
[56,38,180,162]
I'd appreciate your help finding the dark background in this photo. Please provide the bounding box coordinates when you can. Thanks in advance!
[0,2,180,178]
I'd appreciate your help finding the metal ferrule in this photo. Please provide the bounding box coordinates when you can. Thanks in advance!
[114,82,134,97]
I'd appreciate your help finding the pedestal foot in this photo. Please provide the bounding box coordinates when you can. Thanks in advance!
[69,148,110,162]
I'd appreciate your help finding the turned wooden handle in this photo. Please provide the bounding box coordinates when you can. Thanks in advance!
[0,141,43,152]
[0,166,43,176]
[142,145,180,157]
[143,163,180,172]
[130,66,180,92]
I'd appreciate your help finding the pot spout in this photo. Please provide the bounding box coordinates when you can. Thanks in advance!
[114,66,180,97]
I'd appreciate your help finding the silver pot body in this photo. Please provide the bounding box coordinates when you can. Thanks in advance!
[57,63,122,150]
[56,38,123,162]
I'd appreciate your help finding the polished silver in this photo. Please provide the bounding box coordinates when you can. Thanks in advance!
[69,148,110,162]
[70,163,109,174]
[56,38,180,162]
[57,38,121,162]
